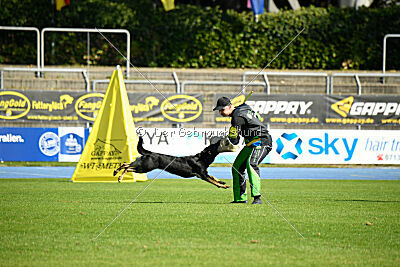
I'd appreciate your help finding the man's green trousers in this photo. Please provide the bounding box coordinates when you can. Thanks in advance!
[232,145,270,202]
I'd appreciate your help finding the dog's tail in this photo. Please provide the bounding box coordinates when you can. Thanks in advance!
[137,136,151,155]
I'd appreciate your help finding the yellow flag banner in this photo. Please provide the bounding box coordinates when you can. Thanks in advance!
[56,0,70,11]
[72,66,147,182]
[161,0,175,11]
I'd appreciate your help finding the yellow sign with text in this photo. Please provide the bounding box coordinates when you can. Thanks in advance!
[72,67,147,182]
[161,95,202,122]
[0,91,31,119]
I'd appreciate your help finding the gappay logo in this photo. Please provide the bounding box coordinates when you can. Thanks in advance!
[247,100,313,115]
[331,96,400,117]
[91,139,121,159]
[161,95,202,122]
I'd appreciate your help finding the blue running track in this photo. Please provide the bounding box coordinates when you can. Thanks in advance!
[0,166,399,180]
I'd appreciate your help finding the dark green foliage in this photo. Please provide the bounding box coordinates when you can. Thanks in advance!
[0,0,399,70]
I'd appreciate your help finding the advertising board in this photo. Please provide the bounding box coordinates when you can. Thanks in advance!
[1,127,399,164]
[0,127,89,162]
[135,128,400,165]
[0,90,204,124]
[214,94,400,126]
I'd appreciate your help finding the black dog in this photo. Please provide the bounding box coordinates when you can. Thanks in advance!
[113,137,230,188]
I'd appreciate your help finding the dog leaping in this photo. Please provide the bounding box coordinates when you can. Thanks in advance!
[113,136,238,188]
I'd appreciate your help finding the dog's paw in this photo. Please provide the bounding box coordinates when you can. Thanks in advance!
[215,183,229,189]
[118,176,122,183]
[113,170,118,176]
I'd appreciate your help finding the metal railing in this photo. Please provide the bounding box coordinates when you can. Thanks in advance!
[0,67,89,91]
[2,26,398,87]
[41,28,131,78]
[2,66,400,96]
[92,72,180,92]
[242,71,330,94]
[0,26,40,71]
[181,80,266,93]
[329,72,400,95]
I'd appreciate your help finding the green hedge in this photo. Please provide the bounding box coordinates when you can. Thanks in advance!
[1,1,399,70]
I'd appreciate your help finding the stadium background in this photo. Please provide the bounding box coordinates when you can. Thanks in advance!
[1,0,400,164]
[1,1,400,266]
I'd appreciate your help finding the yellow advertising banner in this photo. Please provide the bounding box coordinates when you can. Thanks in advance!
[72,66,147,182]
[0,90,204,124]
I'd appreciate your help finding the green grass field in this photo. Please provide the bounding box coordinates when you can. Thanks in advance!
[1,178,399,266]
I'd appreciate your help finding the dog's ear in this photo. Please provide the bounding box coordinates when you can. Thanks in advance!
[210,136,223,145]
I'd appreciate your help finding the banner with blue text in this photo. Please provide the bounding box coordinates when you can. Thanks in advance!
[1,127,399,164]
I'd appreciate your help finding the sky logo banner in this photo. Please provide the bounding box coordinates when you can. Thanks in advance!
[269,129,400,164]
[276,133,303,160]
[308,133,358,162]
[270,130,359,163]
[130,128,399,165]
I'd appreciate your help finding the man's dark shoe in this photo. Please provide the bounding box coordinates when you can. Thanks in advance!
[230,200,248,204]
[252,196,262,204]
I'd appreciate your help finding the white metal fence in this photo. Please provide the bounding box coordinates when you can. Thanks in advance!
[40,27,131,78]
[1,27,399,95]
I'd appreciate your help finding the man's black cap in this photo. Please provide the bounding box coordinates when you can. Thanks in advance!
[213,97,231,111]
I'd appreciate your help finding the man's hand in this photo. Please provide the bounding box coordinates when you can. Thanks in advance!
[218,136,239,153]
